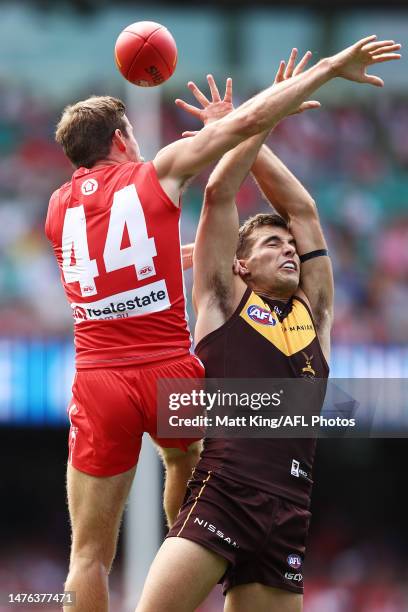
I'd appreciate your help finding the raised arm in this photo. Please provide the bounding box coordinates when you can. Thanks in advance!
[153,36,401,203]
[190,53,316,342]
[252,145,334,352]
[193,132,269,342]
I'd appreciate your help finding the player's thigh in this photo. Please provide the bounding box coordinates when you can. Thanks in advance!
[137,537,228,612]
[67,463,135,563]
[225,583,302,612]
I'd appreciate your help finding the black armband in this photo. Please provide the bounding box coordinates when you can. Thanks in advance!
[299,249,329,263]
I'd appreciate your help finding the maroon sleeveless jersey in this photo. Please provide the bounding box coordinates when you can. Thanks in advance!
[195,287,329,508]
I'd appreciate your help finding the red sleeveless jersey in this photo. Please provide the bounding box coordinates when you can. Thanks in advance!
[45,161,192,369]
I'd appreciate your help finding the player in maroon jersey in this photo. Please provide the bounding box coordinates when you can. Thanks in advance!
[135,39,401,612]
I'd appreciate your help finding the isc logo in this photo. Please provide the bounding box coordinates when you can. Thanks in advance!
[285,572,303,582]
[247,305,277,326]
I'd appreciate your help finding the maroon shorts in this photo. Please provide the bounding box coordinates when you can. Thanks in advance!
[167,468,311,595]
[67,354,204,477]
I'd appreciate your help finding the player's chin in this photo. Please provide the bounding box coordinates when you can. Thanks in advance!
[277,270,299,292]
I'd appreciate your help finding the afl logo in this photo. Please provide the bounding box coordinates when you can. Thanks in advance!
[287,554,302,570]
[139,265,153,276]
[247,305,277,326]
[81,178,98,196]
[73,306,87,321]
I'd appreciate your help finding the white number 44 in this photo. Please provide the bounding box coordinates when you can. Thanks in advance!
[62,184,157,297]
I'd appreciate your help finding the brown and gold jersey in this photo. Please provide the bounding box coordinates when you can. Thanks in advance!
[195,286,329,508]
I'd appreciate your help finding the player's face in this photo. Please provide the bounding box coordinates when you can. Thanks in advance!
[123,116,142,162]
[242,225,300,296]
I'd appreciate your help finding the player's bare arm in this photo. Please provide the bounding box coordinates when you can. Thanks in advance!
[251,48,334,359]
[252,144,334,360]
[174,75,273,342]
[179,51,319,343]
[153,35,401,201]
[194,131,270,343]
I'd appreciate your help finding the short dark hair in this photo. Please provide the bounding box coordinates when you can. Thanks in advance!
[55,95,128,168]
[236,213,289,259]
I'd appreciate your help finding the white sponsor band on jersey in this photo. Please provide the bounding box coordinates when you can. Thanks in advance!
[71,279,170,324]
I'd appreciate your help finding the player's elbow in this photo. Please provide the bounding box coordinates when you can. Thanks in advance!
[204,180,230,207]
[289,197,319,221]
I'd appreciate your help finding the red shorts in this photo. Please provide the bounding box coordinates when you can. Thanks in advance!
[67,354,204,477]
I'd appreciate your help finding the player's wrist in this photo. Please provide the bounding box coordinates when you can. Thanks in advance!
[323,55,343,78]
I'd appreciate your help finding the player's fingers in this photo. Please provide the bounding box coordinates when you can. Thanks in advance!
[207,74,221,102]
[362,73,384,87]
[224,77,233,102]
[354,34,377,48]
[369,44,401,56]
[370,52,402,63]
[274,60,286,84]
[284,48,298,79]
[175,99,203,118]
[187,81,210,107]
[293,50,312,76]
[363,39,396,53]
[182,130,199,137]
[297,101,321,113]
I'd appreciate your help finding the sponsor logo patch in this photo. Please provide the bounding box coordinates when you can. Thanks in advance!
[291,458,308,480]
[291,459,300,477]
[287,554,302,570]
[193,517,239,548]
[71,279,170,324]
[285,572,303,582]
[81,178,98,196]
[247,305,277,326]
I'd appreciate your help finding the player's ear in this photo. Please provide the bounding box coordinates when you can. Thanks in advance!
[236,258,249,278]
[112,129,127,152]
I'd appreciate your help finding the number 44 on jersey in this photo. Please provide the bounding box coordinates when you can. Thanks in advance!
[61,185,157,297]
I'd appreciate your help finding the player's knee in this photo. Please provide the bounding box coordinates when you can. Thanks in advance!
[70,541,116,574]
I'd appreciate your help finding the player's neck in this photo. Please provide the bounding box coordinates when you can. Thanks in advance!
[253,287,293,304]
[93,149,136,168]
[92,156,124,169]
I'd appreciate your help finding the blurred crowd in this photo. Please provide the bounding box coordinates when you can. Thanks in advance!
[0,84,407,343]
[1,541,407,612]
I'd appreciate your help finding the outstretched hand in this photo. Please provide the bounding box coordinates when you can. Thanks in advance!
[274,48,320,114]
[175,75,233,137]
[176,49,321,137]
[331,35,401,86]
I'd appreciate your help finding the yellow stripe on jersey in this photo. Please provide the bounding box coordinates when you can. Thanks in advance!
[239,292,316,357]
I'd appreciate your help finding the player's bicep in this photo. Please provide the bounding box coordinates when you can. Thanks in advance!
[289,211,333,324]
[300,255,334,331]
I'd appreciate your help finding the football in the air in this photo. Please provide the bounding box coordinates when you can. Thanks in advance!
[114,21,178,87]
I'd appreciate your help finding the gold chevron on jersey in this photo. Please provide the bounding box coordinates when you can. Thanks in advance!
[239,292,316,357]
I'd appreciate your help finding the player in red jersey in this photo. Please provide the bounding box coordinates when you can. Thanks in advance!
[135,39,401,612]
[46,35,400,612]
